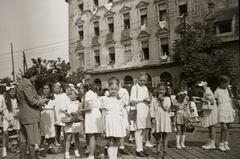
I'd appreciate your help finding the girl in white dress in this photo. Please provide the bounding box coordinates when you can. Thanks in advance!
[130,72,151,157]
[196,81,218,150]
[150,83,171,159]
[101,77,126,159]
[215,76,234,151]
[172,88,190,149]
[2,84,20,157]
[64,87,82,159]
[39,84,57,156]
[80,78,102,159]
[54,83,70,146]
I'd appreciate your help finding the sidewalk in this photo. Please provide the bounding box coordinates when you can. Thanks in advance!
[1,120,240,159]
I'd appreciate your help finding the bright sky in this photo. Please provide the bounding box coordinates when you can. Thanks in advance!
[0,0,69,79]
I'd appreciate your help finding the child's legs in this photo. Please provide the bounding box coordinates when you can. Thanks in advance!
[156,133,162,152]
[135,129,144,151]
[74,133,80,151]
[40,136,45,148]
[65,133,71,153]
[3,131,7,147]
[176,125,182,135]
[88,133,96,156]
[145,128,151,142]
[55,125,61,143]
[209,125,216,140]
[225,123,230,142]
[181,125,186,135]
[162,132,168,152]
[220,123,227,143]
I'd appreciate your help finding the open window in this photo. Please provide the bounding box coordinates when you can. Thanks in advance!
[124,44,132,62]
[78,3,83,12]
[159,4,167,21]
[94,50,100,66]
[179,4,188,16]
[142,41,149,60]
[140,8,148,25]
[109,47,115,64]
[94,21,99,36]
[216,20,232,34]
[93,0,98,7]
[108,17,114,33]
[160,38,169,56]
[78,25,84,40]
[123,13,130,29]
[78,53,84,68]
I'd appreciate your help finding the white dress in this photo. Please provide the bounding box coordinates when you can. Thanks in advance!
[40,100,56,138]
[3,98,20,131]
[202,87,218,127]
[84,90,102,134]
[101,96,126,137]
[130,84,151,129]
[150,97,171,133]
[215,87,234,123]
[64,100,82,133]
[54,93,70,126]
[118,88,129,129]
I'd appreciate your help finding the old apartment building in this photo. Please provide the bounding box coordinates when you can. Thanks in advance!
[66,0,239,91]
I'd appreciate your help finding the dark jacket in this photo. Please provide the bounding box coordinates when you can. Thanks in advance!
[17,78,45,124]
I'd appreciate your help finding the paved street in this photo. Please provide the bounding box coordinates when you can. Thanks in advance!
[1,117,240,159]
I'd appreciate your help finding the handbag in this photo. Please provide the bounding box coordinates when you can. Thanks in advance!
[61,114,84,123]
[186,124,195,133]
[202,101,212,110]
[128,85,138,121]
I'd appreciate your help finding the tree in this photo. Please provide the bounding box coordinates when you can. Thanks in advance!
[172,21,239,88]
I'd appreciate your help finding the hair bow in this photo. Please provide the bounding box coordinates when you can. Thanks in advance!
[55,82,61,86]
[77,83,82,88]
[177,91,187,96]
[198,81,208,87]
[6,85,15,91]
[68,83,78,94]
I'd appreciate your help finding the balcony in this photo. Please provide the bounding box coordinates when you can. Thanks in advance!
[106,33,115,45]
[91,36,100,47]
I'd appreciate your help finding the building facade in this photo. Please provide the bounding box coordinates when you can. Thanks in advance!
[66,0,239,91]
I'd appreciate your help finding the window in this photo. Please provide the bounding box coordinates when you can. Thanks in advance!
[94,78,101,88]
[140,9,148,25]
[123,13,130,29]
[93,0,98,7]
[159,10,167,21]
[124,44,131,62]
[78,25,84,40]
[142,41,149,60]
[160,72,172,87]
[108,0,113,3]
[179,4,188,16]
[78,53,84,67]
[217,21,232,34]
[108,17,114,33]
[94,22,99,36]
[160,38,169,56]
[78,3,83,12]
[109,47,115,64]
[94,50,100,66]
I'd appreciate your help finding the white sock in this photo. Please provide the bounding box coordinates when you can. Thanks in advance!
[74,149,80,156]
[107,146,114,159]
[119,145,124,149]
[65,151,70,156]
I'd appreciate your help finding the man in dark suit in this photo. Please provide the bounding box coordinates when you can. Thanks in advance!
[17,67,49,159]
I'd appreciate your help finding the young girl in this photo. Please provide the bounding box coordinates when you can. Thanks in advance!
[196,81,218,150]
[80,78,103,159]
[150,83,171,159]
[101,77,126,159]
[39,84,57,156]
[215,76,234,151]
[54,82,70,146]
[64,87,82,159]
[2,84,20,157]
[173,88,190,149]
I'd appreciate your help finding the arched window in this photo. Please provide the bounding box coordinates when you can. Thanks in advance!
[160,72,172,87]
[124,75,134,94]
[146,74,152,90]
[94,78,102,88]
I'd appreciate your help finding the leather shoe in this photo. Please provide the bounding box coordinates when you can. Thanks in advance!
[135,151,145,157]
[119,148,130,155]
[142,150,149,157]
[48,148,57,155]
[39,150,47,157]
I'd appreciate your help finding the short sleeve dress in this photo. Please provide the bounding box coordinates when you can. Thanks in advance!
[130,84,151,129]
[40,99,56,138]
[64,100,82,133]
[101,96,126,138]
[150,97,171,133]
[84,90,102,134]
[202,87,218,127]
[214,87,234,123]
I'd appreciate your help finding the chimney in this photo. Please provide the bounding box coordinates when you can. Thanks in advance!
[208,2,215,15]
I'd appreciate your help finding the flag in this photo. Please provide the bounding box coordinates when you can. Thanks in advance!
[159,21,167,29]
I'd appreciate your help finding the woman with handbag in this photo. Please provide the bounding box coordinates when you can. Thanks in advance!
[63,87,82,159]
[196,81,218,150]
[130,72,151,157]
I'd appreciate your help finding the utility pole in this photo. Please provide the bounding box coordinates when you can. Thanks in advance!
[23,51,27,74]
[11,43,15,81]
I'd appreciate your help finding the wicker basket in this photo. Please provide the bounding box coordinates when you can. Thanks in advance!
[61,117,72,123]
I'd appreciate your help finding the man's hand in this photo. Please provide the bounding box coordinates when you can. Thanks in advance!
[143,98,151,104]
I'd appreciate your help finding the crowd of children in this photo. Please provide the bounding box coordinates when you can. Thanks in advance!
[0,73,237,159]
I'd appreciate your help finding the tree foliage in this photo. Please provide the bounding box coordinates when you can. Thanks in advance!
[172,21,239,87]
